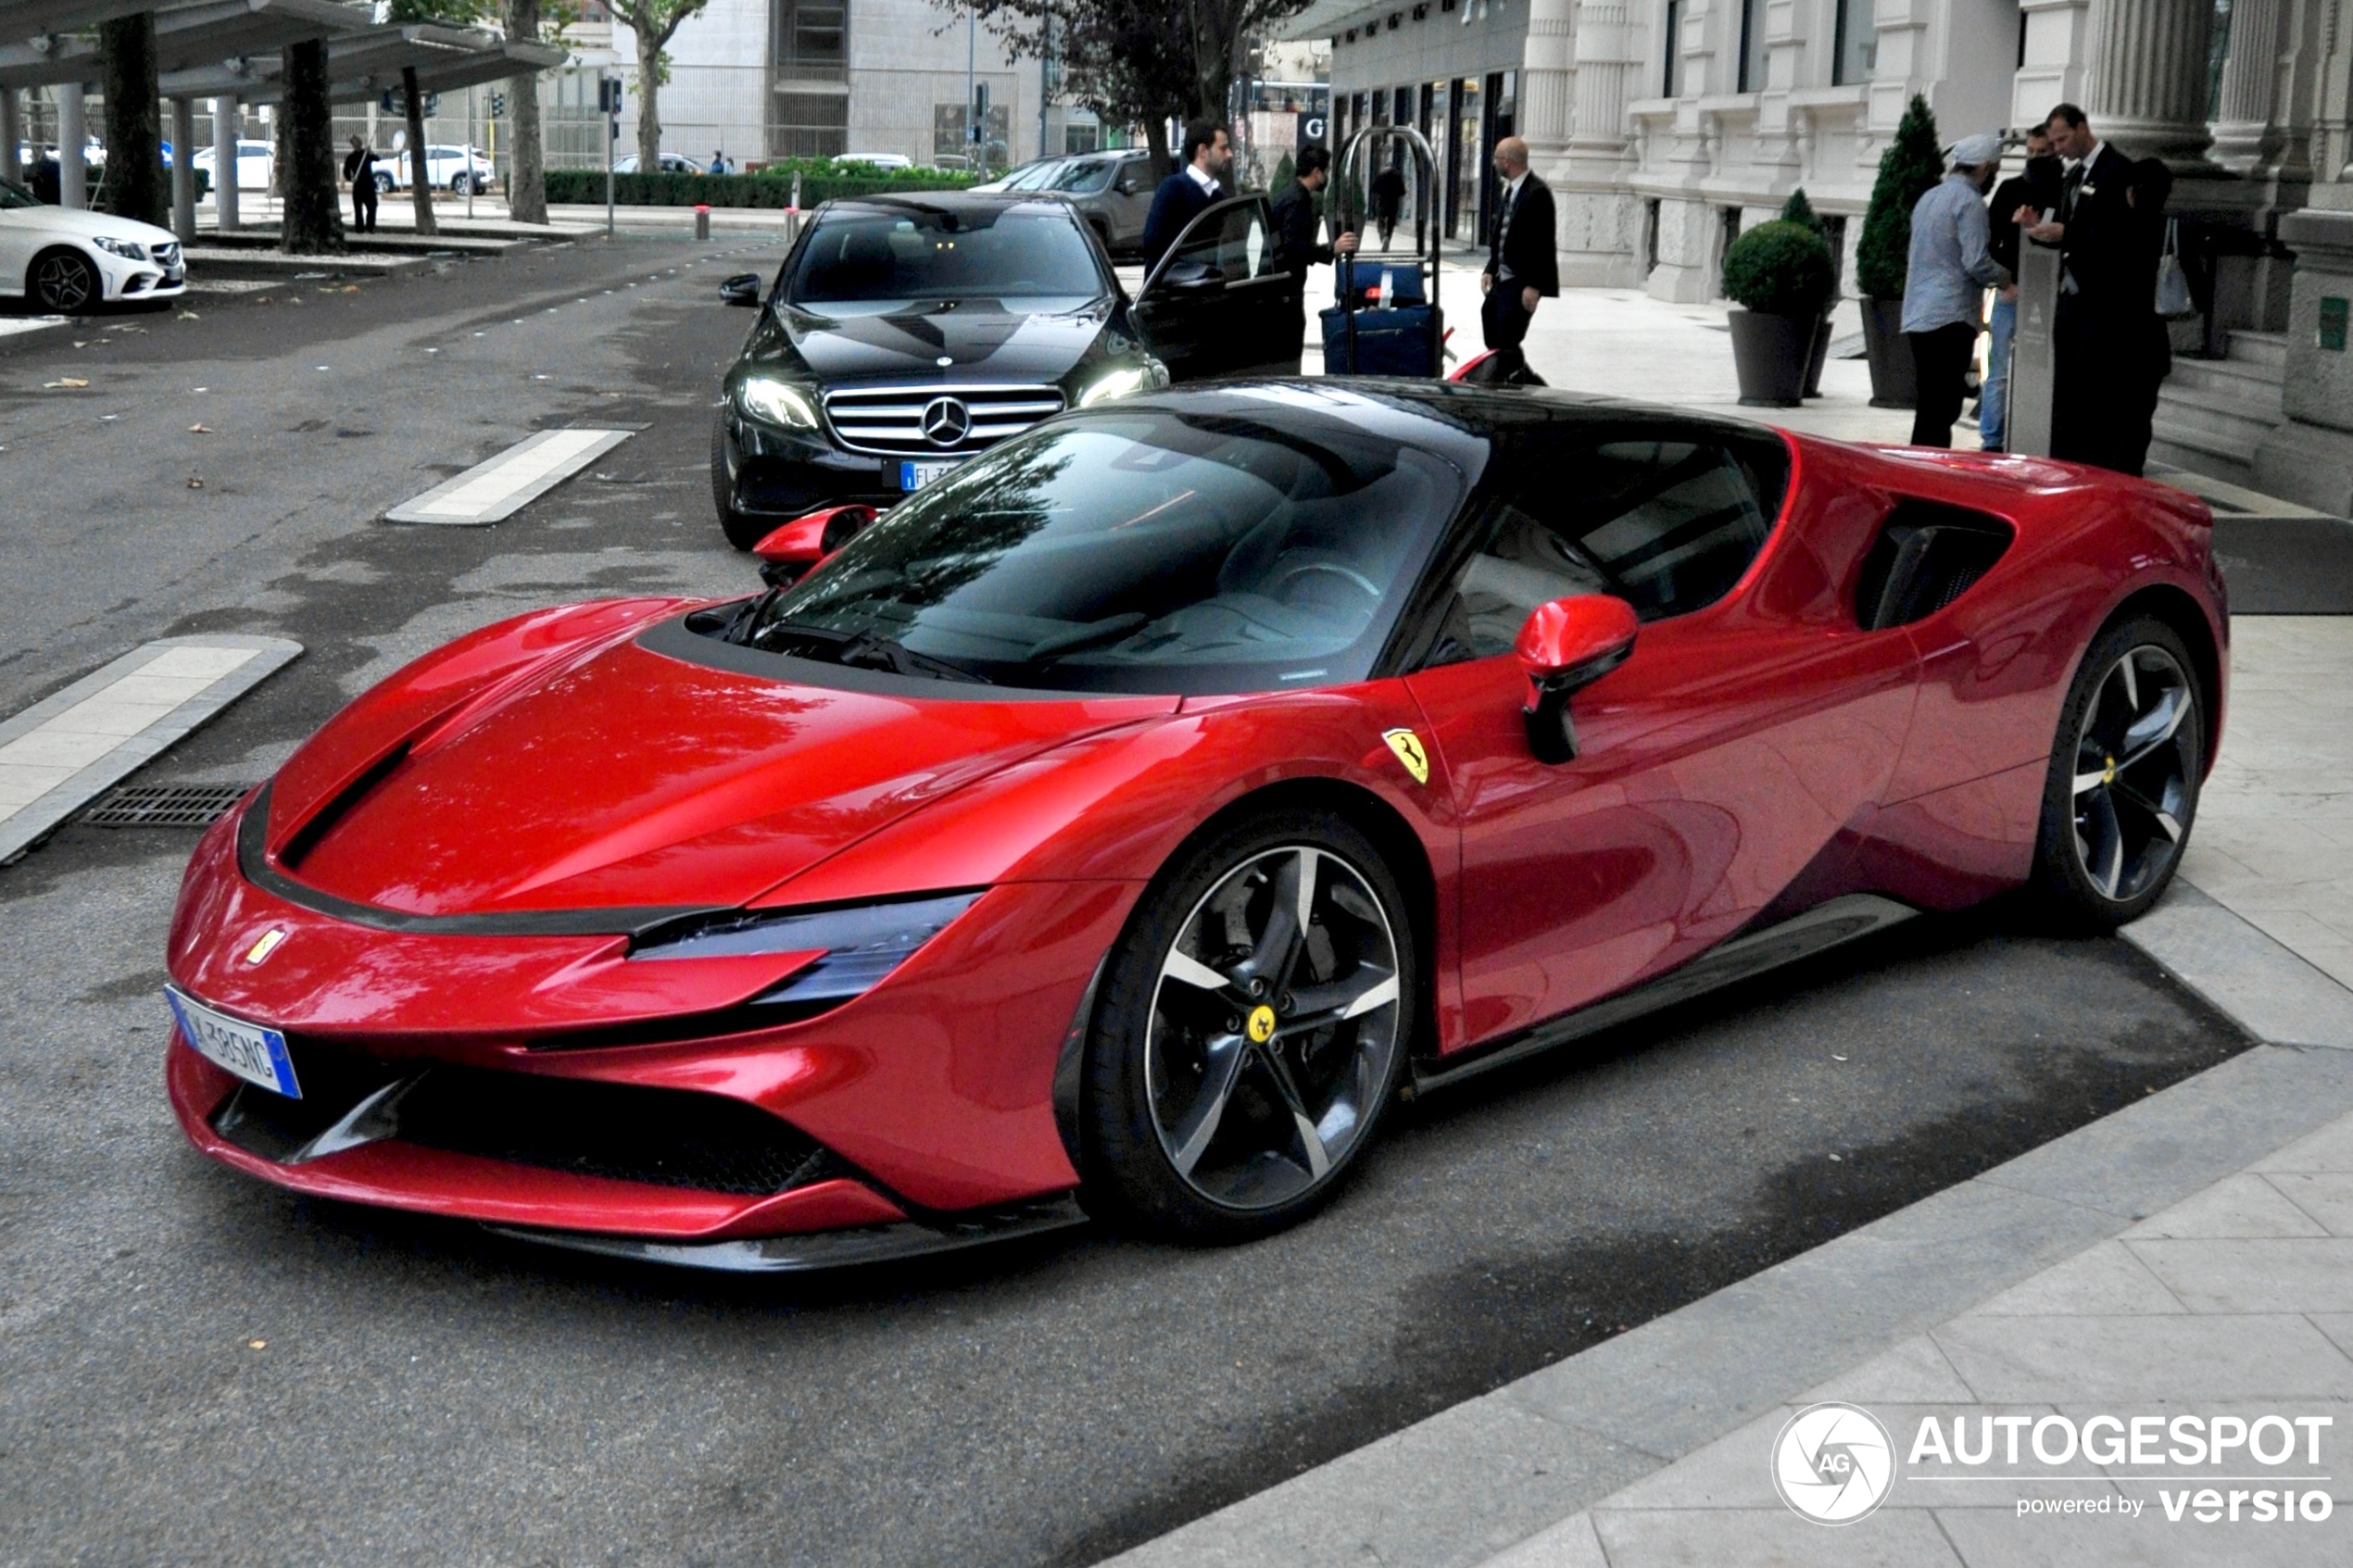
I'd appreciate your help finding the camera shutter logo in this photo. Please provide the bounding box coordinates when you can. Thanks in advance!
[1771,1402,1896,1524]
[921,396,973,447]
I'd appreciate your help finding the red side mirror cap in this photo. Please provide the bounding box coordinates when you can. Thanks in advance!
[752,504,877,583]
[1516,595,1637,763]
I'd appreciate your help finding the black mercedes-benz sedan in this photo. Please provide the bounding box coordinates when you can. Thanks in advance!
[711,190,1305,547]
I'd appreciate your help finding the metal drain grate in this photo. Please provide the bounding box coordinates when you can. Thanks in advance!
[81,782,251,828]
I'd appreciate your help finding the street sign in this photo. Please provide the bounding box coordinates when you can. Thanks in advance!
[1298,111,1327,145]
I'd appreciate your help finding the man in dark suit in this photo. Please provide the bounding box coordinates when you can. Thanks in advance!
[1139,120,1231,268]
[1478,136,1557,382]
[2022,104,2166,474]
[1270,144,1358,365]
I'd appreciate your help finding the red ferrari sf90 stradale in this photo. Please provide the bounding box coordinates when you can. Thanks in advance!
[166,382,2225,1269]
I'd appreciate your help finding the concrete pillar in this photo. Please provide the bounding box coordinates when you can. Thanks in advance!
[171,97,197,240]
[2252,209,2353,510]
[1,88,19,186]
[1550,0,1642,287]
[59,82,86,208]
[1520,0,1576,160]
[2085,0,2217,164]
[213,94,239,230]
[2209,0,2284,172]
[2014,0,2094,132]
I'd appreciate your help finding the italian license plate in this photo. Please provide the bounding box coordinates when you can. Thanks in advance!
[166,985,300,1098]
[900,458,962,491]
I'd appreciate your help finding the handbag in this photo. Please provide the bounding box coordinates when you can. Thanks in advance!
[2154,220,2196,320]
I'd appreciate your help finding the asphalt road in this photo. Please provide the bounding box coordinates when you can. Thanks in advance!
[0,239,2255,1567]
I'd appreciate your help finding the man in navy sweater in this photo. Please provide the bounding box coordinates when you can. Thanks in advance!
[1140,120,1233,267]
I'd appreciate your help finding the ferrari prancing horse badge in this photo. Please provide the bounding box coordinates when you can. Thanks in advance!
[1382,728,1429,784]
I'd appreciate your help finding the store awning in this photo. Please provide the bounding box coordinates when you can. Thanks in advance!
[0,0,362,93]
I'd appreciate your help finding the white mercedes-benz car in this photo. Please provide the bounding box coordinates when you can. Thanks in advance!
[0,175,185,312]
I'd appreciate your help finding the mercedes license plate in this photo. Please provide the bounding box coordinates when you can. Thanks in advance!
[166,985,300,1098]
[900,458,962,492]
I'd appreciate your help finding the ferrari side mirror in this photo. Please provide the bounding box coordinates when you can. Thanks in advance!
[1516,595,1638,763]
[752,504,877,586]
[719,272,762,307]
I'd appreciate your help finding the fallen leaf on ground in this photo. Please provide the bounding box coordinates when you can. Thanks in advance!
[189,423,211,433]
[177,310,200,320]
[44,378,90,388]
[187,477,205,489]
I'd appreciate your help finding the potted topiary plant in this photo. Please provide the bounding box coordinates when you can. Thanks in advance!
[1855,94,1944,408]
[1779,186,1838,397]
[1721,218,1837,407]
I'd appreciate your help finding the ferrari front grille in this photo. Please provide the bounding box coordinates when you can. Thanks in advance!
[213,1047,844,1198]
[821,383,1064,456]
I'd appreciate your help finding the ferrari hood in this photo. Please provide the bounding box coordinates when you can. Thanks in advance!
[267,622,1175,918]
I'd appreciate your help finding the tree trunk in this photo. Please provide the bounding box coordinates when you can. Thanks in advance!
[98,14,166,228]
[504,0,547,223]
[635,32,664,173]
[1143,114,1171,178]
[280,39,342,252]
[403,64,436,236]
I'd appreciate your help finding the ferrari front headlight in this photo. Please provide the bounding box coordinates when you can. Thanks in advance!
[631,891,982,1007]
[739,375,821,430]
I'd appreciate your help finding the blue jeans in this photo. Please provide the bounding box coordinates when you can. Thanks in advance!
[1980,292,2017,451]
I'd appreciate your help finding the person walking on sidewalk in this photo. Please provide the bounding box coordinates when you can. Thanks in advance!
[1980,124,2061,452]
[1901,132,2007,447]
[1369,157,1405,250]
[1140,121,1230,268]
[1478,136,1556,383]
[343,136,378,233]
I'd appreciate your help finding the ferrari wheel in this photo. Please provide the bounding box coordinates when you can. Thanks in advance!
[2030,616,2202,930]
[1083,809,1415,1241]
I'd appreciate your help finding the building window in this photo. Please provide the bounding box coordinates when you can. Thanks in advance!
[774,0,847,83]
[1663,0,1681,96]
[772,92,847,158]
[1737,0,1766,93]
[1831,0,1877,87]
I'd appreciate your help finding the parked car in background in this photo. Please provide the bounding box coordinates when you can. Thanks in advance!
[191,140,271,192]
[0,173,184,310]
[379,144,494,194]
[833,152,912,170]
[1030,149,1159,256]
[614,153,702,175]
[971,157,1067,193]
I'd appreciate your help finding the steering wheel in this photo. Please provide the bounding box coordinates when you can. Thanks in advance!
[1274,560,1382,607]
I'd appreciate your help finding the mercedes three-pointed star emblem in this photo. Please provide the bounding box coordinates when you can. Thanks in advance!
[920,395,973,447]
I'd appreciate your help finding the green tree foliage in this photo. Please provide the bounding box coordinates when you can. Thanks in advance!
[1856,94,1942,299]
[1721,220,1835,317]
[1779,185,1824,240]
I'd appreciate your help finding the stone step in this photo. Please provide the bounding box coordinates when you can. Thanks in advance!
[2163,357,2287,414]
[2151,405,2263,469]
[2152,387,2281,450]
[2227,330,2289,370]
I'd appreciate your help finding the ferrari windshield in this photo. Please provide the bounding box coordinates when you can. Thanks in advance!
[718,404,1472,694]
[785,206,1109,307]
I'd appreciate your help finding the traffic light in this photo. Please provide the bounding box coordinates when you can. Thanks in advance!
[598,78,623,116]
[971,82,988,144]
[489,92,507,118]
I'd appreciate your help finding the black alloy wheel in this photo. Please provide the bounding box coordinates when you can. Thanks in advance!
[31,249,97,313]
[711,411,771,550]
[1083,808,1415,1240]
[2031,616,2203,928]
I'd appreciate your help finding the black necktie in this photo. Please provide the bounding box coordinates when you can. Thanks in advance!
[2062,163,2084,220]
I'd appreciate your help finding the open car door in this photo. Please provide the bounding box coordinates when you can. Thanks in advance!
[1132,194,1304,382]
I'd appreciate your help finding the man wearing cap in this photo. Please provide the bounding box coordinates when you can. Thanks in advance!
[1900,132,2008,447]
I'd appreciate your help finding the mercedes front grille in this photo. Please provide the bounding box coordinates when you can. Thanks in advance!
[822,383,1065,457]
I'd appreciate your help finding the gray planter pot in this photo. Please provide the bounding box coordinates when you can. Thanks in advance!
[1803,312,1834,398]
[1860,295,1917,408]
[1729,308,1813,408]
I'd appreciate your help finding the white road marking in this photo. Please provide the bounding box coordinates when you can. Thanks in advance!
[0,637,301,863]
[384,428,633,526]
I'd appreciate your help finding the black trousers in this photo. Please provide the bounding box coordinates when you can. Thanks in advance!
[1480,285,1534,379]
[2052,302,2168,477]
[1906,322,1979,446]
[351,185,377,232]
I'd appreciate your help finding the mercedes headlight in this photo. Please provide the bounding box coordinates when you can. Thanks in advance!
[739,375,821,430]
[631,891,982,1008]
[1077,365,1151,408]
[92,236,148,260]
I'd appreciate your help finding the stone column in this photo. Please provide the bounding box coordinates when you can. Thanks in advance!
[2252,209,2353,510]
[1552,0,1641,286]
[213,94,240,230]
[171,97,197,240]
[2209,0,2283,172]
[59,82,87,208]
[2086,0,2217,164]
[1521,0,1576,160]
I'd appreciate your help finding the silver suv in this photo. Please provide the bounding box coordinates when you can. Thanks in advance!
[1033,150,1159,257]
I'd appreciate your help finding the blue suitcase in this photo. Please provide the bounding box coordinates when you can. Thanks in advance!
[1321,259,1441,377]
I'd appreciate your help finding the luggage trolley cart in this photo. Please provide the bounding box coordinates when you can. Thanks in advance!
[1323,125,1444,378]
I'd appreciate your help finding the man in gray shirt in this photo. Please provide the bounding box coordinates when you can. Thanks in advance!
[1902,132,2008,446]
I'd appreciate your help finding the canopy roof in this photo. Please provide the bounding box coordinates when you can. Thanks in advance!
[0,0,363,91]
[154,22,565,104]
